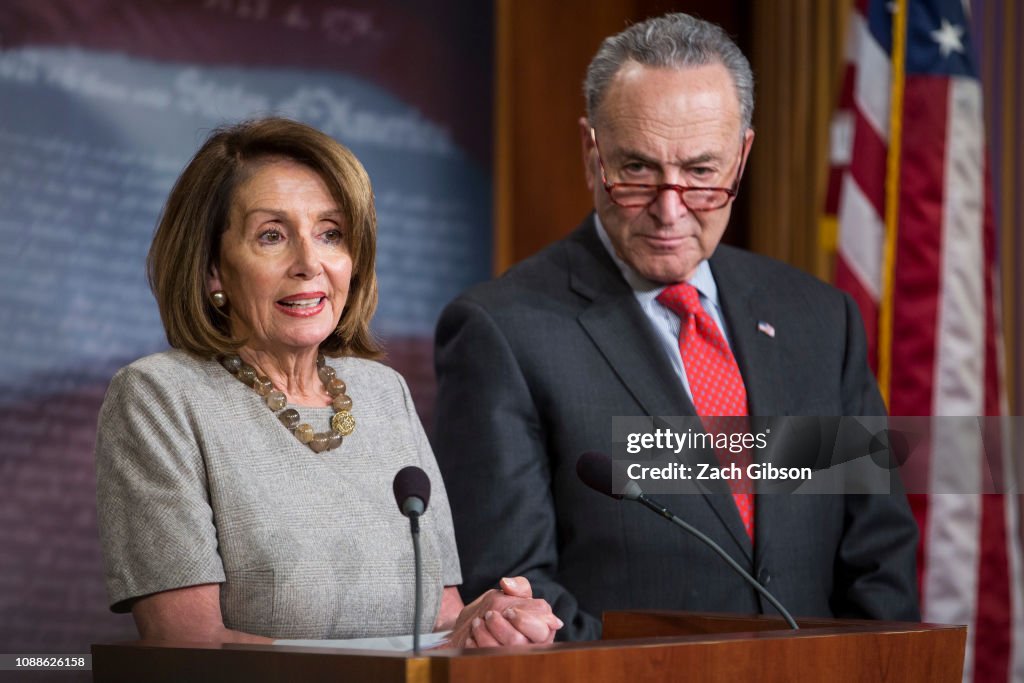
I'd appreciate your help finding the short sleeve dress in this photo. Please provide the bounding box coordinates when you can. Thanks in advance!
[95,349,462,639]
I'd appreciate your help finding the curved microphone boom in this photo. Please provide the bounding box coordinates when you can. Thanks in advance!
[392,466,432,654]
[575,451,799,630]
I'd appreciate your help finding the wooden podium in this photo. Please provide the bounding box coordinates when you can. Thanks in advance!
[92,611,966,682]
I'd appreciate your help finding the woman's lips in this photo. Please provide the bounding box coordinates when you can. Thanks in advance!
[275,293,326,318]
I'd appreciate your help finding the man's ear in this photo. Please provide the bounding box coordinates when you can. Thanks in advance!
[579,116,596,192]
[742,127,755,166]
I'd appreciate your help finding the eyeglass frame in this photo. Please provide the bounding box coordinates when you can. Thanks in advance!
[590,127,748,211]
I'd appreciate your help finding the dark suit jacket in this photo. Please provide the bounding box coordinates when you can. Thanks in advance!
[432,216,920,641]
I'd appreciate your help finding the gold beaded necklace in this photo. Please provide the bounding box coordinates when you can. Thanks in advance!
[219,353,355,453]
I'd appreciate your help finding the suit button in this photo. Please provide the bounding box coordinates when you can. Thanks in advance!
[758,570,771,585]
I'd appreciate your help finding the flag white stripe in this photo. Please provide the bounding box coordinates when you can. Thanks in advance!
[927,77,988,683]
[830,110,854,166]
[851,13,891,143]
[923,488,981,682]
[837,173,884,299]
[933,78,986,417]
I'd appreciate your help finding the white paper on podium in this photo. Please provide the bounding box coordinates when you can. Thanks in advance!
[274,631,451,652]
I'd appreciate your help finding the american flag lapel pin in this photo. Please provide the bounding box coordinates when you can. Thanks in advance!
[757,321,776,338]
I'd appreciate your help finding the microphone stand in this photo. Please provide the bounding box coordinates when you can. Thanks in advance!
[393,466,431,655]
[636,493,799,630]
[408,511,423,655]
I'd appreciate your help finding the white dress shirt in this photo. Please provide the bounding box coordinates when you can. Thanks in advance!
[594,214,735,403]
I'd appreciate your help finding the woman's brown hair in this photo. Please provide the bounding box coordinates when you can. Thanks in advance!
[147,117,381,358]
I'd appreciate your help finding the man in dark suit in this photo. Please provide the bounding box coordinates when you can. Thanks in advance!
[432,12,919,641]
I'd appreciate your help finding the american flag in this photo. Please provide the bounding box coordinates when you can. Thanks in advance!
[826,0,1023,680]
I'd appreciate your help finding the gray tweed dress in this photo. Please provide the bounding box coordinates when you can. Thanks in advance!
[95,349,462,639]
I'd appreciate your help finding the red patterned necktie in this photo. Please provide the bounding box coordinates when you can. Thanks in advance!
[657,282,754,541]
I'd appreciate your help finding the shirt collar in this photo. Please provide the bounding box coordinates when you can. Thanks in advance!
[593,213,721,307]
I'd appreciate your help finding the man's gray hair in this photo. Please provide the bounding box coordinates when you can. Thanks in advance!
[584,13,754,130]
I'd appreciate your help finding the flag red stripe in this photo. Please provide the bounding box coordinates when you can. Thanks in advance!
[825,167,845,214]
[888,76,949,417]
[839,64,856,111]
[973,146,1011,682]
[982,159,1001,418]
[848,107,889,218]
[974,493,1013,681]
[908,493,929,604]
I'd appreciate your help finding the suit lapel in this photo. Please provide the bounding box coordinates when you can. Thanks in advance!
[566,221,694,418]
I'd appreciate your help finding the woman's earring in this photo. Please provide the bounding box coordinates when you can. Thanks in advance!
[211,290,228,308]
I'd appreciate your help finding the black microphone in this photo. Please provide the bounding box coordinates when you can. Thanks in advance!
[393,466,432,654]
[394,465,432,518]
[576,451,799,630]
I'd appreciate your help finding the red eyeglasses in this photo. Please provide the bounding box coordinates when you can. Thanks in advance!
[591,127,746,211]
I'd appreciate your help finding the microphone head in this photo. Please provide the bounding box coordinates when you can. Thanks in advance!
[393,465,431,517]
[576,451,623,500]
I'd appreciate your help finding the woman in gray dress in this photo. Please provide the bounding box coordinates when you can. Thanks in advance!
[95,117,561,647]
